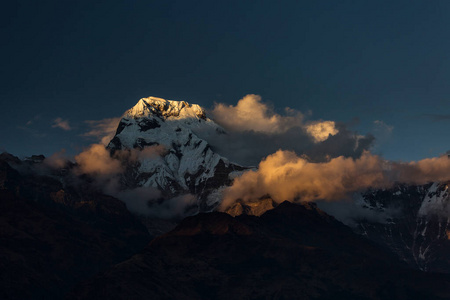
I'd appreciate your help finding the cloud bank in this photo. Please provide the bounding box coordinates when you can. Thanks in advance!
[421,114,450,122]
[220,150,450,211]
[202,94,371,165]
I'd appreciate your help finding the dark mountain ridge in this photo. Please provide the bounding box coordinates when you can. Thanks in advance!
[0,153,151,299]
[68,201,450,300]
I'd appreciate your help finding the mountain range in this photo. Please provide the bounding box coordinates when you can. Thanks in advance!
[354,182,450,274]
[1,96,449,299]
[68,201,450,300]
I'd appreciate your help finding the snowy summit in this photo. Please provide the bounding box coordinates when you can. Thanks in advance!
[125,97,207,120]
[107,96,244,211]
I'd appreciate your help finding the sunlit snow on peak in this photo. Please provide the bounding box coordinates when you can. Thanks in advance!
[126,97,206,120]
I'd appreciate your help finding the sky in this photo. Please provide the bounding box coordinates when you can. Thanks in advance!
[1,0,450,161]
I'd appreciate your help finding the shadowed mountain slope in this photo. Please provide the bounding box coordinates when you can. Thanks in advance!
[69,201,450,300]
[0,155,151,299]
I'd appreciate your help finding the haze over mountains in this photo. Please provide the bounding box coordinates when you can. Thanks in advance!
[1,95,450,299]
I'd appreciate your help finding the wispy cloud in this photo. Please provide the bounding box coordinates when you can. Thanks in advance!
[421,114,450,122]
[75,143,124,176]
[373,120,394,133]
[17,115,47,138]
[370,120,394,153]
[83,117,121,145]
[26,114,42,125]
[17,126,47,138]
[52,117,72,131]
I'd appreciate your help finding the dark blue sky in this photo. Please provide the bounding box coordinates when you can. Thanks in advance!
[1,0,449,161]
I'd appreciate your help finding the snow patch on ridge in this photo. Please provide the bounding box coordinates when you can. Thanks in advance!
[418,182,450,217]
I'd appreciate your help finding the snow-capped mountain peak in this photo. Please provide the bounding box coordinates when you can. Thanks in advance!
[107,96,244,212]
[125,97,206,120]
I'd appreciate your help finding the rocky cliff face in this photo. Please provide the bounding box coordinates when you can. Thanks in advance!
[354,182,450,273]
